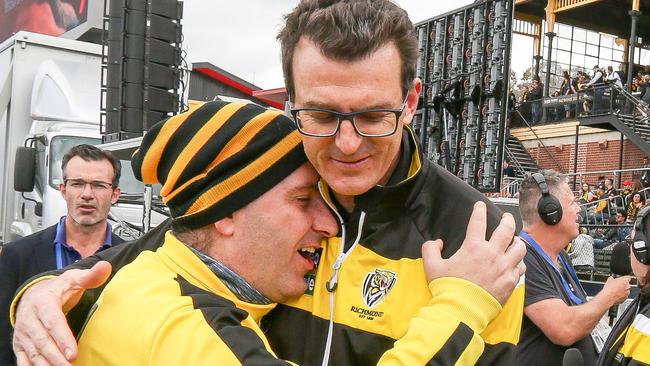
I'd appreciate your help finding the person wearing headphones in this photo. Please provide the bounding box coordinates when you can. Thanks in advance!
[516,170,631,365]
[597,207,650,365]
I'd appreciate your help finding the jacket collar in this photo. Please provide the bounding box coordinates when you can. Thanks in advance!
[34,225,59,272]
[319,126,425,221]
[158,232,276,322]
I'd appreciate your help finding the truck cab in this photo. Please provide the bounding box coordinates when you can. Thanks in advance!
[0,32,166,244]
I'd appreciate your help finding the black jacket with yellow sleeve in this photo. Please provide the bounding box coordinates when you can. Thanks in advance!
[598,293,650,366]
[264,127,525,365]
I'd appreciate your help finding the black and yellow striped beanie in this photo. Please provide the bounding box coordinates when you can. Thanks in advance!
[131,101,307,229]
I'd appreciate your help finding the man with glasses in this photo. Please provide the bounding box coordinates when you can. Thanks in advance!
[0,144,124,365]
[12,1,525,365]
[269,2,524,364]
[290,94,409,139]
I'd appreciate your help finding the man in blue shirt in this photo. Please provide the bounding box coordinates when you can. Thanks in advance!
[0,144,124,365]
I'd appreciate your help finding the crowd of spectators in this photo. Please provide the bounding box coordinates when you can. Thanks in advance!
[570,176,649,269]
[512,65,637,126]
[578,178,648,226]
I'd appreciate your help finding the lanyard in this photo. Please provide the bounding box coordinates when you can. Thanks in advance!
[520,231,585,305]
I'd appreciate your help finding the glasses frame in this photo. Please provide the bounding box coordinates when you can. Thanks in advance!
[63,178,114,192]
[289,94,410,138]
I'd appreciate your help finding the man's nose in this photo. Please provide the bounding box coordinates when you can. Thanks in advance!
[334,119,363,155]
[312,198,338,238]
[80,183,95,196]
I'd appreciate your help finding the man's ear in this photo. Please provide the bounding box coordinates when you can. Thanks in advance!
[111,187,121,205]
[214,216,234,237]
[403,78,422,126]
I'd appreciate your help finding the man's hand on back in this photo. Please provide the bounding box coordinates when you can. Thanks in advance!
[422,201,526,305]
[13,261,111,366]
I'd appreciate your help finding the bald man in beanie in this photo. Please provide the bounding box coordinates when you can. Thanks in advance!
[69,101,338,364]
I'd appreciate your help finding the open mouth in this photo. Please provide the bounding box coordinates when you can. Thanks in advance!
[298,247,321,267]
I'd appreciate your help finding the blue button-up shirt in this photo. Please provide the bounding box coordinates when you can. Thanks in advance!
[53,216,113,269]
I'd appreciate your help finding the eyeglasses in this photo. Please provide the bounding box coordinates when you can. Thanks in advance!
[64,179,113,192]
[289,95,409,138]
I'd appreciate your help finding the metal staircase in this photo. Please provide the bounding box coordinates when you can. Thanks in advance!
[507,107,565,175]
[578,84,650,156]
[505,136,538,178]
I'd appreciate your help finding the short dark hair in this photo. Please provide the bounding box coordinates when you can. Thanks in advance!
[61,144,121,186]
[278,0,419,100]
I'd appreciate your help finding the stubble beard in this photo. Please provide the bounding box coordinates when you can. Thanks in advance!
[69,210,106,228]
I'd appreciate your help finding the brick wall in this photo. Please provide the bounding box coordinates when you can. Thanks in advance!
[526,139,647,187]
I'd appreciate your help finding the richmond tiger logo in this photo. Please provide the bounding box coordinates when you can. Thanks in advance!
[362,269,397,308]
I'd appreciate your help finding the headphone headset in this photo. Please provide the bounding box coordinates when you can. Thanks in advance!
[532,173,563,226]
[633,206,650,265]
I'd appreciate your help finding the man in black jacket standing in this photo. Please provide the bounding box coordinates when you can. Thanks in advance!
[0,144,124,365]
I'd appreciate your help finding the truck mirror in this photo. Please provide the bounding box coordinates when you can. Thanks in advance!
[14,147,36,192]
